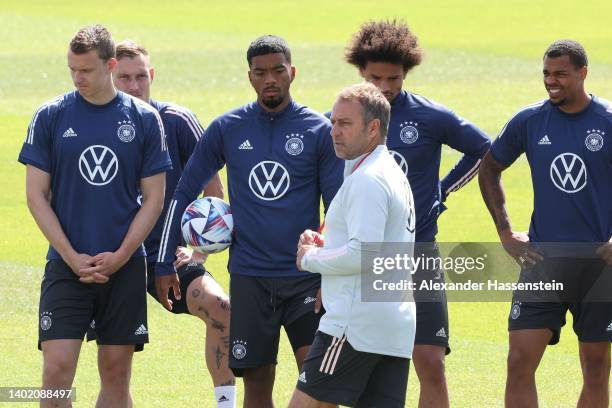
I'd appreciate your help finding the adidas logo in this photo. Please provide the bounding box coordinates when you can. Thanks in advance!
[217,395,229,403]
[134,324,148,335]
[62,127,78,138]
[606,322,612,332]
[239,139,253,150]
[435,327,447,338]
[538,135,551,145]
[298,371,307,383]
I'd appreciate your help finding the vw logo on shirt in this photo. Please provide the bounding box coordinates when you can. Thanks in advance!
[388,150,409,176]
[248,161,291,201]
[79,145,119,186]
[549,152,587,193]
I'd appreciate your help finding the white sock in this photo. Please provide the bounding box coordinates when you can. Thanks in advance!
[214,385,236,408]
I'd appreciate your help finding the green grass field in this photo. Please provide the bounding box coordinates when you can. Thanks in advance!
[1,1,611,406]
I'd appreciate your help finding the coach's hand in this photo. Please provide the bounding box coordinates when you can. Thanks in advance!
[78,251,127,283]
[595,239,612,264]
[174,246,208,269]
[499,229,543,266]
[156,273,181,311]
[296,244,316,271]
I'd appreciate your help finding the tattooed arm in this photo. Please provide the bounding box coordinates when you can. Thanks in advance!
[479,151,542,265]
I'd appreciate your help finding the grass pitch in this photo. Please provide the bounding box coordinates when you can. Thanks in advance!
[1,1,611,406]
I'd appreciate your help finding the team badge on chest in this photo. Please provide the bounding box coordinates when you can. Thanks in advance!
[117,120,136,143]
[585,129,604,152]
[285,133,304,156]
[399,121,419,144]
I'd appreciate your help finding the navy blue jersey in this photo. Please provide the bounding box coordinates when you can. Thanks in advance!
[18,91,172,260]
[156,100,343,277]
[491,97,612,243]
[387,91,491,241]
[145,100,203,262]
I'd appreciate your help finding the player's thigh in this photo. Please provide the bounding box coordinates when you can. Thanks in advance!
[97,344,134,379]
[39,259,96,347]
[94,257,148,352]
[282,274,322,352]
[41,339,82,380]
[229,275,282,374]
[186,270,229,318]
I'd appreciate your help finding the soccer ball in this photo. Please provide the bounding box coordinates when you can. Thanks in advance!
[181,197,233,254]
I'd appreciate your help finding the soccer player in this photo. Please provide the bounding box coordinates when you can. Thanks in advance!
[18,25,171,407]
[343,20,491,407]
[112,40,235,407]
[479,40,611,407]
[155,35,343,407]
[290,82,417,408]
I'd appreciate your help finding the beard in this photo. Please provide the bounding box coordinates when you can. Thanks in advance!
[261,94,285,109]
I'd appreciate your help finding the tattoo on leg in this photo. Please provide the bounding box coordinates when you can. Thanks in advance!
[211,318,226,332]
[217,296,231,312]
[197,306,210,318]
[220,335,230,349]
[191,288,201,298]
[215,346,226,370]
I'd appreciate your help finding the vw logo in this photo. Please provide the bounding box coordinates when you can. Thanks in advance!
[549,152,587,193]
[248,161,290,201]
[389,150,409,176]
[79,145,119,186]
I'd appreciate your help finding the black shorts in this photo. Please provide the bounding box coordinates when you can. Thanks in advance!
[413,243,451,353]
[38,257,148,351]
[296,331,410,407]
[229,273,321,376]
[147,261,209,315]
[508,257,612,345]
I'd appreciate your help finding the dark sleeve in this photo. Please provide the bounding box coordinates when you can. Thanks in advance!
[141,110,172,178]
[155,119,226,275]
[18,104,53,172]
[489,113,527,168]
[174,107,204,167]
[439,111,491,200]
[316,122,343,211]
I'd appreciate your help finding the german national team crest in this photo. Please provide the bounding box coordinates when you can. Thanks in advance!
[40,311,52,331]
[232,340,247,360]
[117,120,136,143]
[585,129,604,152]
[285,133,304,156]
[511,302,521,320]
[399,121,419,144]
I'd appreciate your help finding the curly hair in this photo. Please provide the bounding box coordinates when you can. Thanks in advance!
[345,20,423,73]
[544,40,588,69]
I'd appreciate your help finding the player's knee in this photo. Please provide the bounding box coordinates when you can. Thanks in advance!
[415,352,446,383]
[196,292,230,323]
[99,357,131,385]
[581,355,611,385]
[42,359,75,386]
[507,349,536,377]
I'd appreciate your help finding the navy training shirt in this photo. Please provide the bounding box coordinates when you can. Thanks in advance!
[145,100,203,263]
[19,91,172,260]
[156,100,344,277]
[386,90,491,241]
[490,97,612,243]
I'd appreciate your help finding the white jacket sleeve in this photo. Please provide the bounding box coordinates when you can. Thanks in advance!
[302,175,388,276]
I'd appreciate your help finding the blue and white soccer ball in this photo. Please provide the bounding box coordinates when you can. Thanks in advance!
[181,197,234,254]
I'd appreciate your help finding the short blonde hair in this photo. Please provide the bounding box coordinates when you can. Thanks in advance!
[115,39,149,61]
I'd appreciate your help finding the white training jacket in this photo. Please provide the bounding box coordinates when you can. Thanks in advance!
[302,144,417,358]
